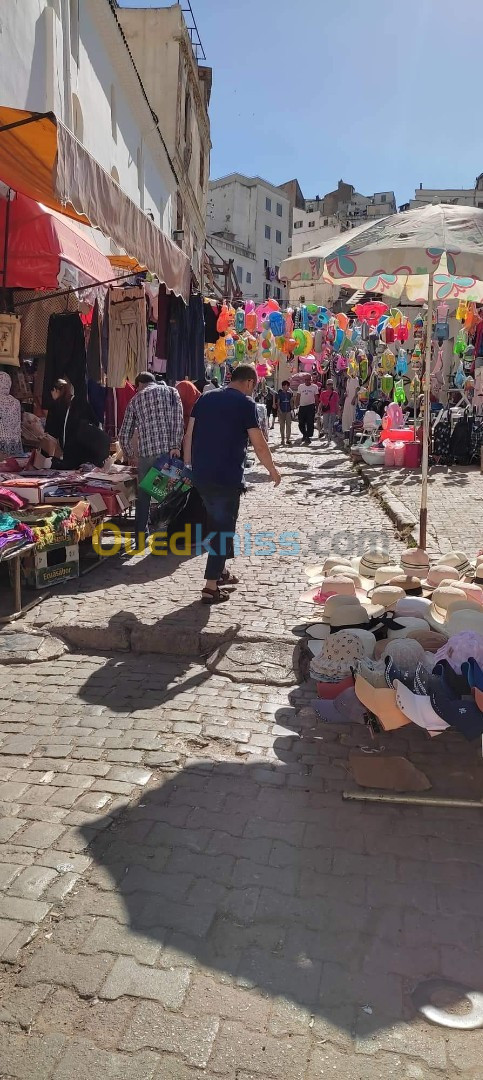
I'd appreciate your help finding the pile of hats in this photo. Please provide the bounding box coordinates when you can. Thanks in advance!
[353,644,483,739]
[301,545,483,737]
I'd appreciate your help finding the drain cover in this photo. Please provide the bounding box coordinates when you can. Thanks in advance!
[206,639,298,685]
[0,630,66,664]
[413,979,483,1030]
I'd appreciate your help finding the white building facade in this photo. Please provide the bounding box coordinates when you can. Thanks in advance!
[207,174,291,303]
[118,3,212,279]
[405,177,483,210]
[0,0,180,248]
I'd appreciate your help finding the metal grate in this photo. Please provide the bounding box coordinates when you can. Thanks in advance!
[181,2,206,62]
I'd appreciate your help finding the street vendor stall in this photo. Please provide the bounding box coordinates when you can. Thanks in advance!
[280,203,483,548]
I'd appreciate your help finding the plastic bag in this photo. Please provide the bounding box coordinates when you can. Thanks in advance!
[139,453,192,503]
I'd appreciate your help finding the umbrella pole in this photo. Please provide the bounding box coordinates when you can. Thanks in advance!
[419,275,433,550]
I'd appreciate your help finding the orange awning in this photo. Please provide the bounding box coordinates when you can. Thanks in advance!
[108,254,147,275]
[0,108,89,224]
[0,107,191,301]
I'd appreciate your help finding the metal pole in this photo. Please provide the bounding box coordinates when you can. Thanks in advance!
[343,790,483,809]
[1,187,11,289]
[419,274,433,550]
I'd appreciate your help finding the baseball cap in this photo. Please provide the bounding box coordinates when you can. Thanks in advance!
[428,675,483,740]
[354,675,411,730]
[394,681,449,732]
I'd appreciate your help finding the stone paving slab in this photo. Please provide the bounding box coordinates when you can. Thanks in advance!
[359,461,483,558]
[0,436,481,1077]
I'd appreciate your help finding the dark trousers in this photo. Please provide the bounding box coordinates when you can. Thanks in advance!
[135,455,158,539]
[298,404,316,440]
[196,484,241,581]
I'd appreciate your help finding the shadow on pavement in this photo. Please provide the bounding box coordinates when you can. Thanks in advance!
[80,752,483,1037]
[78,606,241,712]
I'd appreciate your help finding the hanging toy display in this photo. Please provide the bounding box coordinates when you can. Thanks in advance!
[394,379,406,404]
[454,330,467,357]
[214,336,227,363]
[269,311,285,337]
[433,301,449,341]
[235,338,246,362]
[359,355,369,383]
[396,349,408,376]
[293,329,307,356]
[235,308,245,334]
[225,334,235,362]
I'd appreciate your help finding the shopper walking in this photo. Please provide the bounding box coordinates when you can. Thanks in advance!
[183,364,281,604]
[119,372,184,544]
[265,385,276,430]
[277,380,294,446]
[296,375,318,444]
[318,379,340,443]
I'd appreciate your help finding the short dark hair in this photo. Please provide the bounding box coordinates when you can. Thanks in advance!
[282,380,290,388]
[135,372,156,388]
[231,364,258,386]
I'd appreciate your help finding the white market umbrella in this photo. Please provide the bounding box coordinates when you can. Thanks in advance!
[280,203,483,549]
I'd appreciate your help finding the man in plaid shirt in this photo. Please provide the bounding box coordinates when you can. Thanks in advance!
[119,372,184,543]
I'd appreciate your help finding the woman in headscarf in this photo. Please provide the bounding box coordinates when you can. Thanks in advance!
[0,372,22,457]
[176,378,201,432]
[46,379,106,468]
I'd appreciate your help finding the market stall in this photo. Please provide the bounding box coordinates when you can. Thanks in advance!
[279,202,483,547]
[0,116,202,612]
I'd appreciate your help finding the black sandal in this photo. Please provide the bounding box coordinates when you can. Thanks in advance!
[217,570,239,587]
[201,586,231,605]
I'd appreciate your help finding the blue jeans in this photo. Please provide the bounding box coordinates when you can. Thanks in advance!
[196,483,241,581]
[135,454,158,539]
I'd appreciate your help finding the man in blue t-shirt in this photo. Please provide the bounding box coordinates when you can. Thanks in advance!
[184,364,281,604]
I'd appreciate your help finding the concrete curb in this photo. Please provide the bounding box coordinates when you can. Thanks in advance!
[51,620,299,659]
[356,463,418,541]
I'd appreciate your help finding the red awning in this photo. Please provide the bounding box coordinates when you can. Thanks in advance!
[0,190,115,289]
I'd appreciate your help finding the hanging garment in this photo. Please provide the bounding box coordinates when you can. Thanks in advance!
[147,327,157,370]
[107,286,147,388]
[155,284,170,364]
[449,416,473,465]
[432,411,451,463]
[88,380,108,425]
[166,293,205,384]
[103,381,136,439]
[188,293,206,384]
[86,299,102,382]
[342,376,359,433]
[0,372,22,456]
[13,289,78,356]
[43,311,88,408]
[204,301,219,344]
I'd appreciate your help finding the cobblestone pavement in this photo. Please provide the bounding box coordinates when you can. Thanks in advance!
[0,434,482,1078]
[26,438,398,650]
[361,462,483,560]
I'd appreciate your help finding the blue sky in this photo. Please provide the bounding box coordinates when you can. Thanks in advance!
[119,0,483,204]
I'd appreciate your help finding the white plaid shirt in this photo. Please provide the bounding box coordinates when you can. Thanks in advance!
[119,384,184,459]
